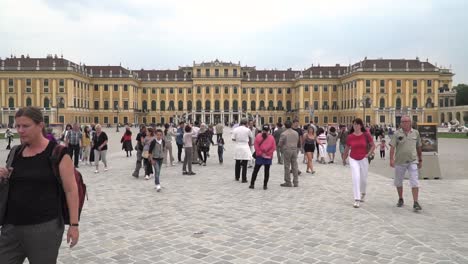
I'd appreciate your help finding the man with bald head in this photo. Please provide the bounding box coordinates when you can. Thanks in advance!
[389,116,423,211]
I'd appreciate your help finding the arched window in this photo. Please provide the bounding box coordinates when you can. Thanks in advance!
[151,100,157,111]
[44,97,50,108]
[268,100,274,109]
[426,98,433,108]
[233,100,238,110]
[250,101,256,111]
[379,98,385,108]
[286,100,292,111]
[168,101,174,110]
[396,98,402,109]
[412,98,418,109]
[187,100,193,111]
[196,100,202,111]
[178,100,183,111]
[242,100,247,111]
[142,100,148,110]
[224,100,229,110]
[205,100,211,111]
[8,98,14,108]
[160,100,166,111]
[26,97,32,107]
[259,100,265,110]
[214,100,220,111]
[277,101,283,110]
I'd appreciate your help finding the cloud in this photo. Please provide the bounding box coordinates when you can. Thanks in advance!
[0,0,467,84]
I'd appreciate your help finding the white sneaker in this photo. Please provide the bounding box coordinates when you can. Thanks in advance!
[104,167,108,171]
[156,185,161,192]
[145,175,150,180]
[171,162,175,166]
[353,201,360,208]
[94,170,99,174]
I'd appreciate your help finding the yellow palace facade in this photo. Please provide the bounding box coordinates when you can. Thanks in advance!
[0,55,453,126]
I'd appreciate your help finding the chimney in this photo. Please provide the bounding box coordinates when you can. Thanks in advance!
[389,62,392,71]
[17,60,21,70]
[52,61,56,70]
[406,61,409,72]
[36,60,40,70]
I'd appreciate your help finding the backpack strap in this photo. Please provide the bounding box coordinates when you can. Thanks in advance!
[49,143,68,185]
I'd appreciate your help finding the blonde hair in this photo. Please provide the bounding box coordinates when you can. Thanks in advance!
[95,124,102,130]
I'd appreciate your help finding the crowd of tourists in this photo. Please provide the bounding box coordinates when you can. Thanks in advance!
[0,106,424,263]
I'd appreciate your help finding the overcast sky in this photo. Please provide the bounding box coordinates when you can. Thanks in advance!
[1,0,467,84]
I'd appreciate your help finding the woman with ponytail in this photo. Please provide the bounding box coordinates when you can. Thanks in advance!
[249,125,276,190]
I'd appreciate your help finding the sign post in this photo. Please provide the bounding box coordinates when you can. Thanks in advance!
[417,123,441,179]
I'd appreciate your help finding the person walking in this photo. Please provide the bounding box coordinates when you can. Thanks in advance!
[215,122,224,142]
[81,126,91,165]
[232,118,253,183]
[132,125,146,178]
[121,126,133,157]
[273,122,285,164]
[278,120,299,187]
[217,136,225,164]
[163,123,176,166]
[316,128,327,164]
[0,107,79,263]
[247,120,258,168]
[182,125,196,175]
[389,115,423,211]
[93,124,109,173]
[338,125,349,166]
[326,126,338,163]
[249,125,276,190]
[149,129,166,192]
[196,123,214,166]
[142,127,156,180]
[379,139,389,159]
[65,123,82,168]
[191,121,200,164]
[175,121,185,163]
[343,118,375,208]
[303,125,316,174]
[5,128,14,150]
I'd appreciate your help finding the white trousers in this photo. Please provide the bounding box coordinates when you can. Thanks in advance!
[349,157,369,201]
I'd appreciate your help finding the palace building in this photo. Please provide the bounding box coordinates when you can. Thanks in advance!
[0,54,454,126]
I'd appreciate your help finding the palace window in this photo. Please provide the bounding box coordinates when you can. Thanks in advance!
[313,101,319,110]
[196,69,201,77]
[124,85,128,92]
[413,80,418,87]
[124,101,128,110]
[427,80,432,87]
[366,80,371,87]
[104,101,109,110]
[233,69,237,77]
[114,85,118,92]
[8,79,14,86]
[251,88,255,94]
[197,86,201,94]
[314,85,318,92]
[179,88,183,94]
[170,88,174,94]
[323,85,328,92]
[205,86,210,94]
[224,86,228,94]
[205,69,210,77]
[380,80,385,87]
[333,85,337,92]
[278,88,282,94]
[224,69,228,77]
[260,88,264,94]
[242,88,247,94]
[94,84,99,91]
[215,86,219,94]
[233,87,238,94]
[94,101,99,110]
[304,85,309,92]
[396,80,402,87]
[215,69,219,77]
[44,79,49,87]
[161,88,165,94]
[26,79,32,86]
[287,88,291,94]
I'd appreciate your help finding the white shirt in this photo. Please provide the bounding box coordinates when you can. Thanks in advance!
[192,126,200,138]
[232,126,253,160]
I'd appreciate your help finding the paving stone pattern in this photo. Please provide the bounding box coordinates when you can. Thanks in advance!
[1,127,467,264]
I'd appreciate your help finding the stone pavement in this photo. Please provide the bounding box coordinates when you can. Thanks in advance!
[1,127,468,264]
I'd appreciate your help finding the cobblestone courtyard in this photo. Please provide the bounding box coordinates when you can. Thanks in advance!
[1,127,467,264]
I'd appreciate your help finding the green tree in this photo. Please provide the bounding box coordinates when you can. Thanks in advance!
[454,84,468,106]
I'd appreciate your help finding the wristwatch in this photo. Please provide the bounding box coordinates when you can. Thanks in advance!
[70,223,79,227]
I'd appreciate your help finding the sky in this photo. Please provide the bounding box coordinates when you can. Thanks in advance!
[0,0,467,84]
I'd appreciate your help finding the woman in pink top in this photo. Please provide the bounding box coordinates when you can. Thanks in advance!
[249,125,276,190]
[343,118,375,208]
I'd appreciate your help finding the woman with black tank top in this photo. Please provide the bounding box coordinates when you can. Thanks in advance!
[0,107,79,263]
[303,125,316,174]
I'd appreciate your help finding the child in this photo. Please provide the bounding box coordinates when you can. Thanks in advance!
[217,137,225,164]
[379,139,389,159]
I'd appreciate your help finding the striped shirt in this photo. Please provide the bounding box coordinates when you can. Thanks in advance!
[67,130,82,145]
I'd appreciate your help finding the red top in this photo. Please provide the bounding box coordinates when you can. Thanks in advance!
[254,134,276,159]
[122,134,132,142]
[346,132,371,160]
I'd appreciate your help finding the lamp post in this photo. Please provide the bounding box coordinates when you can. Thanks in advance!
[115,105,120,132]
[56,97,64,124]
[360,96,372,125]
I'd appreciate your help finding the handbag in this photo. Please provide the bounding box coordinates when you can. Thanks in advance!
[1,145,24,225]
[252,138,266,159]
[364,133,374,163]
[142,150,150,159]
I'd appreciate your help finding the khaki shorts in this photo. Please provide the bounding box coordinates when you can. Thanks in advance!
[394,163,419,188]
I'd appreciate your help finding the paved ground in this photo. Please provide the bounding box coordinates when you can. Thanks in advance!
[1,127,468,264]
